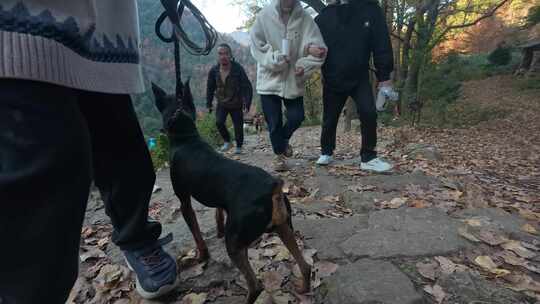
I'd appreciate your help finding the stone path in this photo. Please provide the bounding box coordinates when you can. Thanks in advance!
[80,127,539,304]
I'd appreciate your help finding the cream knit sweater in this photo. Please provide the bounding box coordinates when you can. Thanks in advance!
[250,0,326,99]
[0,0,144,94]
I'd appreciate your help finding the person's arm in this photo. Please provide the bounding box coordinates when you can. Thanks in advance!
[206,68,217,111]
[370,3,394,83]
[250,15,289,72]
[295,15,327,79]
[238,65,253,111]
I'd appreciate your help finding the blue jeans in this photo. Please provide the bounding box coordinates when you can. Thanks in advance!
[260,95,305,155]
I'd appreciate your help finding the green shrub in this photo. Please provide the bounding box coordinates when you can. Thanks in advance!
[150,133,169,170]
[526,5,540,27]
[488,46,512,66]
[196,113,225,147]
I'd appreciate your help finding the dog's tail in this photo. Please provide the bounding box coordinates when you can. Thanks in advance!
[271,178,292,229]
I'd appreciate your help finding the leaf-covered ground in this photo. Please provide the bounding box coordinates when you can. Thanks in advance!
[69,75,539,304]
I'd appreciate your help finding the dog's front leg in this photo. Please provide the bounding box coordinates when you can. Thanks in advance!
[179,193,210,262]
[215,208,225,239]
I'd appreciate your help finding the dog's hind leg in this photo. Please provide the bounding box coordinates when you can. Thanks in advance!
[271,181,311,293]
[179,193,209,262]
[225,238,263,304]
[276,223,311,294]
[215,208,225,239]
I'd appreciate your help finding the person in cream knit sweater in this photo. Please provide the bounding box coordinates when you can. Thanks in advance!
[250,0,327,172]
[0,1,178,302]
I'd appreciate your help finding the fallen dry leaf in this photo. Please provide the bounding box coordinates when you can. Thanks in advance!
[458,227,481,243]
[263,271,284,292]
[347,184,376,192]
[434,256,468,275]
[181,292,208,304]
[521,223,538,235]
[80,247,107,262]
[519,209,540,221]
[476,229,509,246]
[474,255,511,277]
[271,291,295,304]
[274,245,291,261]
[180,262,205,280]
[496,251,540,274]
[423,285,446,304]
[381,197,406,209]
[260,236,281,248]
[504,274,540,293]
[409,199,429,208]
[314,261,339,278]
[501,241,536,259]
[416,261,438,281]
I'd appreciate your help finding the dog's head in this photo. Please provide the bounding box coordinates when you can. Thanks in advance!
[152,81,197,135]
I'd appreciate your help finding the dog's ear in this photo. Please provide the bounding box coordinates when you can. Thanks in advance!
[151,83,168,112]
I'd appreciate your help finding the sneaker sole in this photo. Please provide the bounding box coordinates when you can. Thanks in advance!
[360,165,393,173]
[124,256,179,299]
[316,161,330,166]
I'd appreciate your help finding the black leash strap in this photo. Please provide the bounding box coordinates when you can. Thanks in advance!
[156,0,218,103]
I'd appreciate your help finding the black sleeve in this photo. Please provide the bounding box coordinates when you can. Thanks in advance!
[370,4,394,82]
[238,65,253,110]
[206,67,216,108]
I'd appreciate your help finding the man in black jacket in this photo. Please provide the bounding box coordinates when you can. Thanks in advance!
[315,0,394,172]
[207,43,253,154]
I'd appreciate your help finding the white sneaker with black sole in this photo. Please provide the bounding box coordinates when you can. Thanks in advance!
[316,155,333,166]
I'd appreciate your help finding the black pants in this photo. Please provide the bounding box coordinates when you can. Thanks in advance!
[260,95,305,155]
[321,81,377,162]
[216,105,244,147]
[0,80,161,304]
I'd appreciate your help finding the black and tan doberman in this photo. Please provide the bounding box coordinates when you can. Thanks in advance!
[152,82,311,304]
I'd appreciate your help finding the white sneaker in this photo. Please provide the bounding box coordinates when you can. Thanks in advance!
[316,155,333,166]
[219,142,231,152]
[360,158,393,172]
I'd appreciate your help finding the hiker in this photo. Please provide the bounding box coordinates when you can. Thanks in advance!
[250,0,327,172]
[315,0,395,172]
[207,43,253,154]
[0,2,178,303]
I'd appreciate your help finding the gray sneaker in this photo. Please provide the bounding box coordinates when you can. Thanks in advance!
[219,142,231,152]
[234,147,242,155]
[123,233,178,299]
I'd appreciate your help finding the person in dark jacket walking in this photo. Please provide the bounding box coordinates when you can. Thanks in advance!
[315,0,395,172]
[207,43,253,154]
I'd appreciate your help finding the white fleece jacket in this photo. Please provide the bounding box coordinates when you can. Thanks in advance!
[250,0,326,99]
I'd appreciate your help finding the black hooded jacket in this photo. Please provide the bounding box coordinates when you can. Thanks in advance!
[315,0,394,92]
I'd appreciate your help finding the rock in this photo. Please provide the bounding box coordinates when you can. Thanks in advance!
[437,271,532,304]
[319,259,424,304]
[341,191,382,213]
[455,208,534,242]
[295,216,369,261]
[293,200,334,214]
[406,143,443,161]
[341,208,468,259]
[304,168,348,198]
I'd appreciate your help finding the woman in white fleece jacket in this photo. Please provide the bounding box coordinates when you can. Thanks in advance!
[250,0,326,171]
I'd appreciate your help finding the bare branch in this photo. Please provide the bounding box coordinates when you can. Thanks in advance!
[443,0,510,31]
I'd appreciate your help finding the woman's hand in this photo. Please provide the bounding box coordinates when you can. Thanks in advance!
[308,45,327,58]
